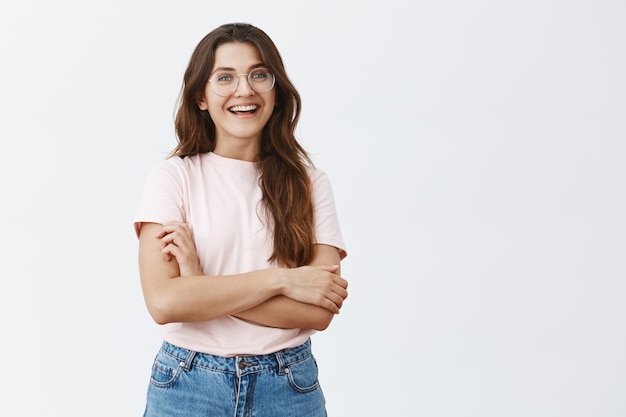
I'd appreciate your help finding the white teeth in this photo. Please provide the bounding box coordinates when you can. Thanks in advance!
[229,105,257,112]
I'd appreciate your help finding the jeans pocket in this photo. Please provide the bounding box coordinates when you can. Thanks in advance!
[149,350,184,389]
[285,355,320,393]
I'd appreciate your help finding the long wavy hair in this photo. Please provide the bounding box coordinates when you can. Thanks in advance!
[171,23,315,267]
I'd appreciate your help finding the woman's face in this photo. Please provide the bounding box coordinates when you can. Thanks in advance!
[198,42,276,151]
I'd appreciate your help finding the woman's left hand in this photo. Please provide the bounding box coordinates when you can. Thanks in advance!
[155,221,203,277]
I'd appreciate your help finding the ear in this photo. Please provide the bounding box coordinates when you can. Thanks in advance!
[198,95,208,111]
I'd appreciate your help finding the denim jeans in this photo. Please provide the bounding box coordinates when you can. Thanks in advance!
[143,338,327,417]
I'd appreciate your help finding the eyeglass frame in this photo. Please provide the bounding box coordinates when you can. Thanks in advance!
[207,68,276,97]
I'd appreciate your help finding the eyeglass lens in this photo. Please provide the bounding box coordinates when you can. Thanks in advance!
[210,68,275,96]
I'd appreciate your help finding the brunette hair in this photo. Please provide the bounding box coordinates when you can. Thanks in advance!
[172,23,315,267]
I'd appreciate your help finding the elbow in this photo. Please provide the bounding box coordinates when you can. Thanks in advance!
[151,311,171,326]
[148,304,172,325]
[310,311,334,331]
[145,294,177,325]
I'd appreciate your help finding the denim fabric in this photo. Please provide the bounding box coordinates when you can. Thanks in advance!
[143,338,327,417]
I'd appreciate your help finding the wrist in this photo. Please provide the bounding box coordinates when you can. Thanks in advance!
[271,267,288,296]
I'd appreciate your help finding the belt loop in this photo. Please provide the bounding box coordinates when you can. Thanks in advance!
[274,349,287,375]
[182,348,197,371]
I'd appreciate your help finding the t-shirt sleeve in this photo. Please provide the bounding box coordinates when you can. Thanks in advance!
[133,158,186,238]
[311,169,348,260]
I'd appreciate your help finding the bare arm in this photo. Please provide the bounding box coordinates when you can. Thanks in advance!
[233,244,346,330]
[137,222,348,325]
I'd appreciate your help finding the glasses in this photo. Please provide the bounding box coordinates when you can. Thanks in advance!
[208,68,276,97]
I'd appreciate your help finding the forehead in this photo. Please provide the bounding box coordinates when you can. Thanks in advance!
[212,42,263,70]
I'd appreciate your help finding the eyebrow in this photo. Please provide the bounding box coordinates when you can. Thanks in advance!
[210,63,266,75]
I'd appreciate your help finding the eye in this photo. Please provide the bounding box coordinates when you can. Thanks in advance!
[214,72,235,83]
[251,69,271,80]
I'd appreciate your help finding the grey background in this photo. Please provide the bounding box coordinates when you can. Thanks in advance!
[1,1,624,416]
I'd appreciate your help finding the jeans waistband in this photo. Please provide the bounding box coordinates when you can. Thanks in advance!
[159,339,312,376]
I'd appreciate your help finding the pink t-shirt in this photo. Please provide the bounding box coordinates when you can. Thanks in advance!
[134,152,347,357]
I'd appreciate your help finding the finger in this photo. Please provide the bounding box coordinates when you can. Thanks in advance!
[327,293,345,312]
[161,245,173,261]
[156,228,176,241]
[316,289,345,313]
[162,231,195,250]
[330,275,348,289]
[160,240,179,260]
[155,224,175,238]
[162,242,194,263]
[162,239,185,255]
[157,221,187,236]
[161,234,176,248]
[323,298,340,314]
[161,231,190,248]
[333,288,348,304]
[314,264,339,273]
[332,284,348,300]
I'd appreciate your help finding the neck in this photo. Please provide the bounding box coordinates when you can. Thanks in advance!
[213,137,260,162]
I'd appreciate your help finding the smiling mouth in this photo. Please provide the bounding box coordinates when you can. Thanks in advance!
[229,105,258,114]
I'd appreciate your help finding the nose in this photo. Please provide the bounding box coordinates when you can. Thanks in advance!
[234,74,254,96]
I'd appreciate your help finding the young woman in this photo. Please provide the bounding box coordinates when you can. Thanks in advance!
[134,23,348,416]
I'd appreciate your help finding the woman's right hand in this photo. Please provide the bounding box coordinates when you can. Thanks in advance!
[280,265,348,314]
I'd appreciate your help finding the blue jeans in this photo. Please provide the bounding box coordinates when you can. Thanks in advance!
[143,338,327,417]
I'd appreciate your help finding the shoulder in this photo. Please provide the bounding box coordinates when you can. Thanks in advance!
[306,165,329,184]
[307,166,338,194]
[149,155,183,173]
[306,166,339,204]
[148,154,205,178]
[140,155,207,194]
